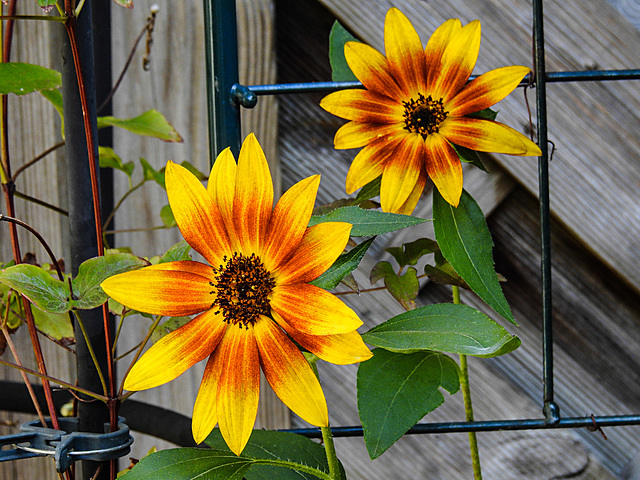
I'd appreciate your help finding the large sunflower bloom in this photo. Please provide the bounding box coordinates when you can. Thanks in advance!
[320,8,542,212]
[101,134,372,455]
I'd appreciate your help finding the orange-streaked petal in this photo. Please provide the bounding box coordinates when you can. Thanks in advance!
[446,65,530,117]
[262,175,320,272]
[274,222,352,285]
[234,133,274,254]
[217,326,260,455]
[320,89,404,123]
[345,133,403,194]
[396,169,427,215]
[431,20,481,101]
[254,316,328,427]
[344,41,404,100]
[207,148,239,250]
[166,161,232,266]
[123,309,226,391]
[270,283,362,335]
[380,134,424,213]
[425,19,461,90]
[334,121,400,150]
[440,117,540,155]
[101,263,215,316]
[424,134,462,207]
[384,7,427,96]
[192,354,221,444]
[274,311,372,365]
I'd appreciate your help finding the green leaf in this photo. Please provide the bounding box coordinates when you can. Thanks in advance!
[97,109,183,142]
[311,237,375,290]
[385,237,439,268]
[150,317,191,343]
[159,204,176,228]
[99,146,135,178]
[329,21,360,82]
[31,307,74,340]
[369,261,419,310]
[112,0,133,8]
[433,189,514,323]
[72,254,147,310]
[353,176,381,204]
[362,303,520,357]
[120,448,252,480]
[180,161,208,181]
[0,264,70,314]
[423,263,468,289]
[159,240,191,263]
[206,429,342,480]
[453,144,487,172]
[357,349,459,459]
[471,106,499,121]
[37,0,56,12]
[309,206,426,237]
[140,158,166,188]
[0,63,61,95]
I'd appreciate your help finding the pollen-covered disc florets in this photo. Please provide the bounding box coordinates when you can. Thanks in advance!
[211,252,275,328]
[403,93,448,139]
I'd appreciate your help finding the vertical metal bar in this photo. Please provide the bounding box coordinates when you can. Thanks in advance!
[60,3,111,479]
[203,0,242,165]
[533,0,559,423]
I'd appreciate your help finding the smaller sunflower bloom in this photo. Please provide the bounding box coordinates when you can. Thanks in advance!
[101,134,372,455]
[320,8,542,212]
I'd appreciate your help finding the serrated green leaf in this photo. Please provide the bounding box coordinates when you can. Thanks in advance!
[120,448,251,480]
[329,21,360,82]
[433,189,514,324]
[311,237,375,290]
[357,349,459,459]
[385,237,438,268]
[362,303,520,357]
[97,109,183,142]
[99,146,135,178]
[0,264,70,314]
[159,204,176,228]
[205,429,343,480]
[72,254,147,310]
[0,63,61,95]
[159,240,191,263]
[309,206,426,237]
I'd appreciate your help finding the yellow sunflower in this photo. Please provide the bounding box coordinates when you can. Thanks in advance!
[320,8,541,212]
[101,134,372,455]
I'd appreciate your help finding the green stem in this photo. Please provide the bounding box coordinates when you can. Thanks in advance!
[72,310,108,397]
[308,355,341,480]
[452,285,482,480]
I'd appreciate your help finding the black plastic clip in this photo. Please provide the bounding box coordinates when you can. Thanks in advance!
[0,417,133,472]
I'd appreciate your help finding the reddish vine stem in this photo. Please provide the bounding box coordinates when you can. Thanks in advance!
[1,0,61,434]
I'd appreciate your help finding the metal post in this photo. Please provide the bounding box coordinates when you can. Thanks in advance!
[203,0,242,164]
[60,2,111,478]
[533,0,559,423]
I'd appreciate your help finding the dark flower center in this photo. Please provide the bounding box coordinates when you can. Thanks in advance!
[210,252,275,329]
[403,93,448,139]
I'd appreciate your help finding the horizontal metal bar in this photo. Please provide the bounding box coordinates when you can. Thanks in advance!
[233,69,640,106]
[282,414,640,439]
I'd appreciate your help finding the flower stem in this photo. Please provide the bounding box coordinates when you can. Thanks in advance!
[452,285,482,480]
[73,310,108,397]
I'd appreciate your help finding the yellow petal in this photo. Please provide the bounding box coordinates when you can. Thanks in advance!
[270,284,362,335]
[166,161,232,266]
[344,41,404,100]
[396,169,427,215]
[334,121,400,150]
[446,66,531,117]
[254,316,328,427]
[431,20,481,101]
[320,89,403,123]
[425,19,461,90]
[216,325,260,455]
[234,133,274,254]
[384,7,427,95]
[123,310,226,391]
[101,262,215,316]
[192,354,220,444]
[274,311,372,365]
[274,222,352,285]
[424,134,463,207]
[262,175,320,271]
[380,134,424,213]
[345,133,402,194]
[440,117,541,155]
[207,148,241,251]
